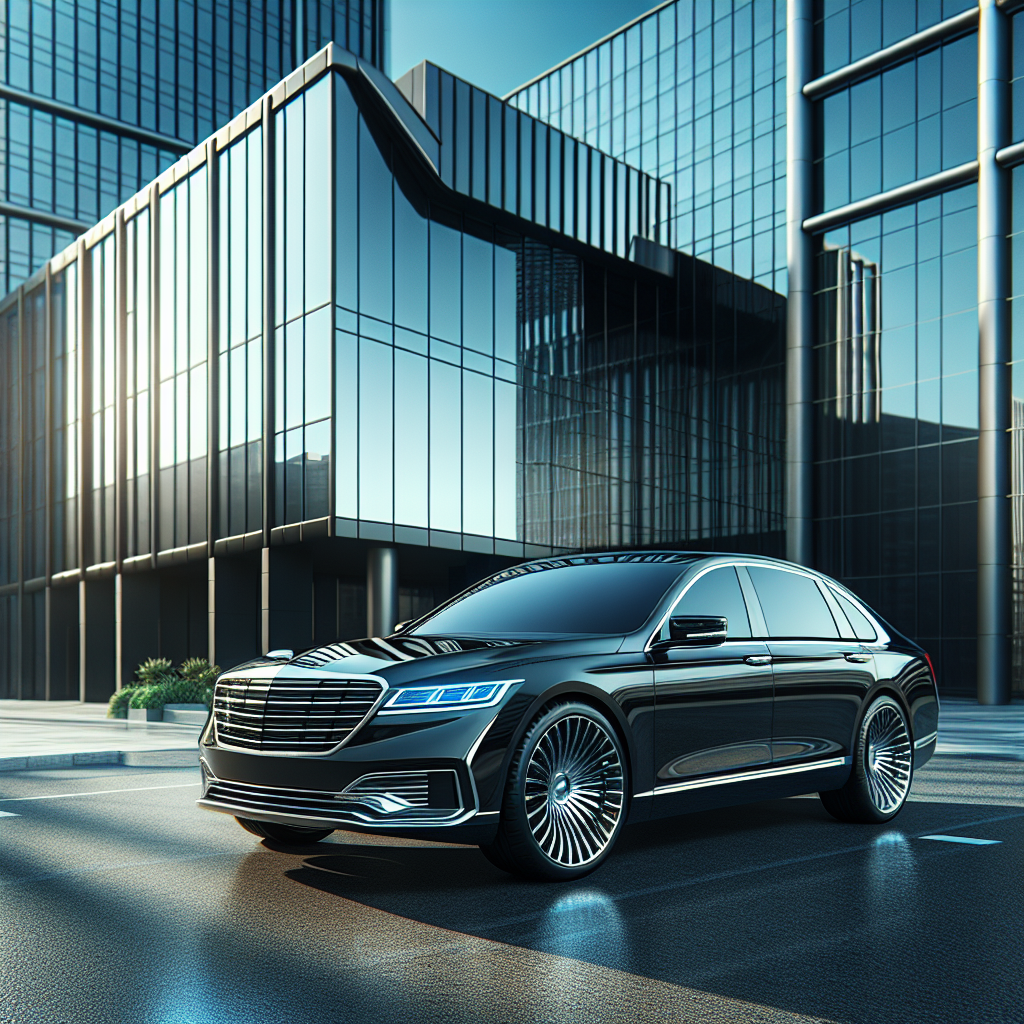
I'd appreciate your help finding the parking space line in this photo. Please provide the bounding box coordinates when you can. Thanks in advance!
[918,834,1002,845]
[0,782,200,803]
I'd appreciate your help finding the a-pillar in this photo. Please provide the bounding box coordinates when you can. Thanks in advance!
[261,546,313,655]
[367,546,398,637]
[79,577,115,703]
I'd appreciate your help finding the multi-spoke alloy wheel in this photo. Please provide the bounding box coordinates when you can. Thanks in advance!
[820,695,914,824]
[862,700,912,814]
[523,714,625,868]
[481,703,629,881]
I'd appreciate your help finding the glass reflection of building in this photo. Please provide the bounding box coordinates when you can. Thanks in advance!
[0,44,784,701]
[0,0,386,297]
[510,1,1019,703]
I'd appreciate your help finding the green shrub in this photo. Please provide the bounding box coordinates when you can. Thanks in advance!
[107,687,135,718]
[135,657,176,687]
[110,656,220,714]
[128,684,165,710]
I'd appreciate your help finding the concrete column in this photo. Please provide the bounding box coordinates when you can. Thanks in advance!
[261,546,313,654]
[785,0,815,567]
[977,0,1012,704]
[367,546,398,637]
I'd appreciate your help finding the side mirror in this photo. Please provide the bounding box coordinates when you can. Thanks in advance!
[667,616,728,646]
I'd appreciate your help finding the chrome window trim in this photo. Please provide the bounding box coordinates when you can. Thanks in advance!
[633,755,852,799]
[825,583,890,646]
[211,667,390,757]
[646,560,885,651]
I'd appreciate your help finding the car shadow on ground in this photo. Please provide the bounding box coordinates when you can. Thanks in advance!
[275,793,1024,1024]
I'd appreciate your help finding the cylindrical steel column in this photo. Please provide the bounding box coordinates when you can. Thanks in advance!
[786,0,815,567]
[977,0,1012,704]
[367,546,399,637]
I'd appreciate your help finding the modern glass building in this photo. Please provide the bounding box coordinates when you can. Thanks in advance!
[508,0,1024,703]
[0,41,785,702]
[5,0,1021,703]
[0,0,386,297]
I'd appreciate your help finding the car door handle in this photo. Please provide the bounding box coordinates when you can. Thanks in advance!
[744,655,772,665]
[844,653,871,663]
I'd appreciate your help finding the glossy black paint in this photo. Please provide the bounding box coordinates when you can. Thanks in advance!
[197,552,940,848]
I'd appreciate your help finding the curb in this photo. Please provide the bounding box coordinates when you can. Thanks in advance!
[0,749,200,772]
[0,713,203,733]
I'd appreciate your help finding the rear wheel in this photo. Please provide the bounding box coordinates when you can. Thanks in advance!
[235,817,335,845]
[820,695,913,824]
[480,702,628,881]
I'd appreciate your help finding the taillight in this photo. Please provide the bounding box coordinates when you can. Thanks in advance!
[923,651,937,685]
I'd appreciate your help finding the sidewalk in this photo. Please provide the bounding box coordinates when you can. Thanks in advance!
[0,696,1021,773]
[0,699,203,771]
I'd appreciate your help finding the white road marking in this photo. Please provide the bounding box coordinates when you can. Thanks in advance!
[0,782,200,803]
[0,810,20,817]
[918,834,1001,845]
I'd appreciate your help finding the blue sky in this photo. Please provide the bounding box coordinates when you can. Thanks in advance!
[390,0,659,97]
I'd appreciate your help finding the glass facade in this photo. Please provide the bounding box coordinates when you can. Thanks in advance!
[0,0,386,296]
[507,0,789,292]
[0,44,785,698]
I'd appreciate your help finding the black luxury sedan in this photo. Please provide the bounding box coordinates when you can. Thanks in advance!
[197,552,939,880]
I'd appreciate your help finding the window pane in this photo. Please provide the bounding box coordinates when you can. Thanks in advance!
[668,567,751,638]
[359,338,393,523]
[748,567,840,639]
[394,349,428,527]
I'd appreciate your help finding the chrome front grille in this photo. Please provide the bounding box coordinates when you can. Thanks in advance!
[213,677,383,753]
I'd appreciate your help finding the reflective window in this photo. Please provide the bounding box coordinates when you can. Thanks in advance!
[413,558,691,637]
[832,588,878,641]
[663,566,752,639]
[747,568,840,639]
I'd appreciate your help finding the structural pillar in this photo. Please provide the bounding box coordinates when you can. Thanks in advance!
[785,0,815,568]
[367,546,398,637]
[977,0,1012,704]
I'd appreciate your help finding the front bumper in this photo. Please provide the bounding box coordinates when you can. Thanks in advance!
[197,696,511,844]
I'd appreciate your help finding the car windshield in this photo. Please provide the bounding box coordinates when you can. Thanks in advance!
[410,556,694,637]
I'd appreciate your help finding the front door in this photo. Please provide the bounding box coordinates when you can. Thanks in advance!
[651,566,774,798]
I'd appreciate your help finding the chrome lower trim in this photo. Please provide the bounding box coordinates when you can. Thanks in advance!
[634,755,852,799]
[914,731,938,750]
[198,768,476,829]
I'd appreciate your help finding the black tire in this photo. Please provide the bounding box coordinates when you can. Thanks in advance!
[819,695,913,824]
[481,701,628,882]
[235,816,335,845]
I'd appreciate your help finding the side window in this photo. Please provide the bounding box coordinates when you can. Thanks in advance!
[662,567,751,640]
[747,567,839,639]
[832,589,878,641]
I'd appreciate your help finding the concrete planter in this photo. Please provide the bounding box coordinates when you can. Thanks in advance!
[163,703,210,726]
[127,707,163,722]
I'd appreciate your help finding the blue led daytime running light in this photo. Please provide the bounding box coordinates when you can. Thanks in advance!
[379,679,522,714]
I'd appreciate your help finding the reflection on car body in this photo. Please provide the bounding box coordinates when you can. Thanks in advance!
[197,551,939,880]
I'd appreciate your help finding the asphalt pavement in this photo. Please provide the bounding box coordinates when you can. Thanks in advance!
[0,754,1020,1024]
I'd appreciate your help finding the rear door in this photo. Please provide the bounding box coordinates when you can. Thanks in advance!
[743,565,874,765]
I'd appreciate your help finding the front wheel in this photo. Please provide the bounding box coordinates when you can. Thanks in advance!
[235,817,335,845]
[820,695,913,824]
[480,702,628,881]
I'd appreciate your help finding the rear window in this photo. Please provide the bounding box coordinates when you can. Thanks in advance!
[747,567,839,639]
[832,589,878,641]
[412,558,692,637]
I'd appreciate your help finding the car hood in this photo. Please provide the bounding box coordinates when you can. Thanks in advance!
[228,633,621,683]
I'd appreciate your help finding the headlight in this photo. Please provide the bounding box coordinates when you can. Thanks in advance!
[378,679,522,715]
